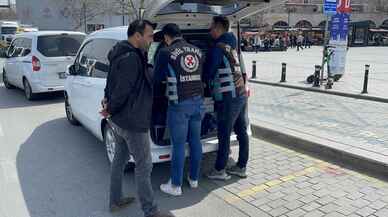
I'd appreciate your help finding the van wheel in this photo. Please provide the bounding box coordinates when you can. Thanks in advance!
[3,70,14,89]
[103,124,135,172]
[23,79,37,100]
[65,96,80,126]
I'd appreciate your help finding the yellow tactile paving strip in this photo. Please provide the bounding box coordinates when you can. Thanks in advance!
[221,144,388,204]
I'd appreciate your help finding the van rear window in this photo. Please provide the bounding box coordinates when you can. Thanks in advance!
[37,34,85,57]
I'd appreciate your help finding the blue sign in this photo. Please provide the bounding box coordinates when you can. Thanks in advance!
[324,0,337,15]
[330,13,350,41]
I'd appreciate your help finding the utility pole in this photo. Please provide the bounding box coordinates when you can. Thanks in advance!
[320,15,330,83]
[122,0,125,25]
[83,2,87,33]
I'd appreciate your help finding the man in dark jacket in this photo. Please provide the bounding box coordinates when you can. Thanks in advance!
[204,16,249,181]
[101,20,173,217]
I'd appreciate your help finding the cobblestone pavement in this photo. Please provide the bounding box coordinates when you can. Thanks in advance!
[247,83,388,156]
[242,47,388,99]
[203,138,388,217]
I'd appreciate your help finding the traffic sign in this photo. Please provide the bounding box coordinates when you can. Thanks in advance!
[324,0,337,15]
[337,0,352,13]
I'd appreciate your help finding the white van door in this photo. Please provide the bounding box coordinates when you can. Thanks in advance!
[5,38,23,87]
[77,38,118,138]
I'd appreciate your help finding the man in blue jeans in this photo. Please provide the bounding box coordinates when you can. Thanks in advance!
[153,24,204,196]
[205,16,250,180]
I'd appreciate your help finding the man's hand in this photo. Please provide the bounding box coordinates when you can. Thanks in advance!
[99,109,111,118]
[100,98,110,118]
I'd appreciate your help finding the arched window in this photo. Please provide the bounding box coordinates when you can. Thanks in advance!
[295,20,313,29]
[273,21,288,28]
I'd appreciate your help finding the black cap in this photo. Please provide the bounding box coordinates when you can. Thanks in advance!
[161,23,182,38]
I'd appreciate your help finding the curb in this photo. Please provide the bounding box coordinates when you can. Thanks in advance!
[249,79,388,104]
[250,123,388,177]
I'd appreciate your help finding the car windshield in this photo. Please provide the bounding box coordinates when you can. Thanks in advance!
[1,27,17,34]
[37,34,85,57]
[157,2,245,15]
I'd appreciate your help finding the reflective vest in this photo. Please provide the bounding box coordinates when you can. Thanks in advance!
[164,39,203,104]
[213,43,245,101]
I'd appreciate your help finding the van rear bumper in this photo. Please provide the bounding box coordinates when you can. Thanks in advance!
[31,82,64,93]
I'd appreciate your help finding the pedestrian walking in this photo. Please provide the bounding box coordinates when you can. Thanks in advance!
[101,19,174,217]
[297,34,304,51]
[204,16,250,180]
[153,24,205,196]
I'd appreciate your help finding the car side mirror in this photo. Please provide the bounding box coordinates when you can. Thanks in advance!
[66,64,77,76]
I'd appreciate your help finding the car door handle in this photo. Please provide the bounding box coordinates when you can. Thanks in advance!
[22,60,32,63]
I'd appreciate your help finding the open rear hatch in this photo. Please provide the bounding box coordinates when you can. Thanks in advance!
[148,0,274,145]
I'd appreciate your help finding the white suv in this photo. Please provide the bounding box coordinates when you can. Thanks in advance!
[2,31,85,100]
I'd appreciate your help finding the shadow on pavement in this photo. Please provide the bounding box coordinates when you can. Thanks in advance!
[17,118,236,217]
[0,84,64,109]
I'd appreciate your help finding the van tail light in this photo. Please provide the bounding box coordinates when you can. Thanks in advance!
[159,154,170,160]
[32,56,41,71]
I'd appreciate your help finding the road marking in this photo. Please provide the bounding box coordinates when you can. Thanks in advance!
[0,123,3,137]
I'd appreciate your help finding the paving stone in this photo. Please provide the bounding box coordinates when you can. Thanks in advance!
[268,191,286,201]
[352,198,371,208]
[285,208,306,217]
[346,192,365,200]
[318,203,340,213]
[268,206,289,217]
[368,200,387,210]
[316,196,336,205]
[268,199,288,209]
[284,200,305,210]
[252,197,271,207]
[303,210,325,217]
[323,212,346,217]
[336,205,358,216]
[301,202,322,212]
[298,195,319,204]
[355,206,376,217]
[375,208,388,217]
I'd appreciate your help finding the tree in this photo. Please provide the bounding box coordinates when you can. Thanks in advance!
[55,0,113,31]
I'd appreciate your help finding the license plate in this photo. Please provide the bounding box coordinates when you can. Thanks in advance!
[58,72,66,79]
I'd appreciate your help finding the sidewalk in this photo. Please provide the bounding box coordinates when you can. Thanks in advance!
[247,82,388,170]
[200,138,388,217]
[242,47,388,100]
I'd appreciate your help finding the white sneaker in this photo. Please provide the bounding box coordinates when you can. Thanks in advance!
[160,180,182,196]
[187,176,198,189]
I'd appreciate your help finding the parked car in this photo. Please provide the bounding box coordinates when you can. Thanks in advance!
[2,31,86,100]
[64,0,261,167]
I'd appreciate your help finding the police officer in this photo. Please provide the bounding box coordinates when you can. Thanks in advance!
[205,16,249,180]
[153,24,204,196]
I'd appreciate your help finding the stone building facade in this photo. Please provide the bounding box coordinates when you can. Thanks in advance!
[245,0,388,29]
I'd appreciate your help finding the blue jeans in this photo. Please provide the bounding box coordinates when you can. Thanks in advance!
[215,95,249,171]
[167,96,204,187]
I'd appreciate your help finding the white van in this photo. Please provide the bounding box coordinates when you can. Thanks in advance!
[64,0,270,167]
[2,31,86,100]
[0,21,18,45]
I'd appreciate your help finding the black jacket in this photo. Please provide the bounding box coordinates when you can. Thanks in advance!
[104,40,153,132]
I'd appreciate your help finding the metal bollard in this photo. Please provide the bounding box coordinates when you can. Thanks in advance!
[313,65,321,87]
[251,61,257,79]
[361,64,370,94]
[280,63,287,82]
